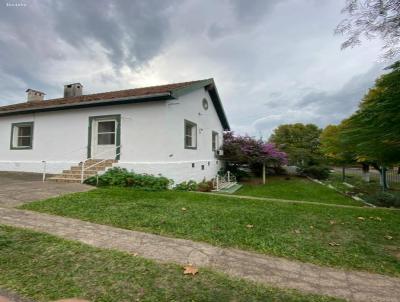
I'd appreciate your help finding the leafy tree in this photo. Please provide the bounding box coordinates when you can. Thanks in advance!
[321,124,354,164]
[320,122,358,180]
[221,132,287,180]
[269,123,322,166]
[341,61,400,189]
[335,0,400,59]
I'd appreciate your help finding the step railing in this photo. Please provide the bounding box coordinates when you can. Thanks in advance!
[80,145,121,183]
[213,171,237,191]
[42,145,87,182]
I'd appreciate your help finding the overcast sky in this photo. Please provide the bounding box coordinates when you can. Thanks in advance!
[0,0,391,137]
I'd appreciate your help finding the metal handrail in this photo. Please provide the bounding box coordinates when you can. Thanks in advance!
[80,145,121,183]
[42,145,87,182]
[213,171,237,191]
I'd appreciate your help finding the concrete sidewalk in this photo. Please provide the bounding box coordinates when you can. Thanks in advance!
[0,172,92,208]
[0,207,399,302]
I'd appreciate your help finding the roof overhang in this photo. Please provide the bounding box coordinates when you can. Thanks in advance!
[171,79,230,130]
[0,79,230,131]
[0,92,172,117]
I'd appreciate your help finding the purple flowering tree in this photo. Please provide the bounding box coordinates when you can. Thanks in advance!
[221,132,287,183]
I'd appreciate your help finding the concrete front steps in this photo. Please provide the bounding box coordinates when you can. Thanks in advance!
[48,159,117,183]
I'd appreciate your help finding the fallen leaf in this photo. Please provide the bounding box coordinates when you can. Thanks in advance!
[310,225,314,229]
[384,235,393,240]
[181,207,187,211]
[329,242,341,247]
[246,224,254,228]
[375,217,382,221]
[183,264,198,275]
[329,220,336,225]
[294,229,301,234]
[132,253,138,257]
[357,216,365,221]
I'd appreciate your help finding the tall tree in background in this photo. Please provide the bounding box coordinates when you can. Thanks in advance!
[269,123,322,166]
[335,0,400,58]
[320,122,356,180]
[342,61,400,189]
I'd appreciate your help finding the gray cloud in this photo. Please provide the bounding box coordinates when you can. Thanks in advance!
[251,64,385,137]
[229,0,281,24]
[0,0,390,136]
[0,0,178,103]
[50,0,176,69]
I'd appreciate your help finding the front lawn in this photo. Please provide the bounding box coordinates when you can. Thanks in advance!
[0,226,340,302]
[22,188,400,277]
[235,176,362,206]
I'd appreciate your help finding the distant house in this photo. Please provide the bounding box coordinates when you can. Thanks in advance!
[0,79,230,183]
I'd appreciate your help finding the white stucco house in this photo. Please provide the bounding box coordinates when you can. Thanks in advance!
[0,79,230,183]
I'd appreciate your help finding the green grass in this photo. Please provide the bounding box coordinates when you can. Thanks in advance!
[0,226,341,302]
[22,188,400,277]
[235,176,362,206]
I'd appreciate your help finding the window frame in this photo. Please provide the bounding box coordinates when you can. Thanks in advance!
[10,122,34,150]
[212,131,219,151]
[97,120,116,145]
[184,119,197,150]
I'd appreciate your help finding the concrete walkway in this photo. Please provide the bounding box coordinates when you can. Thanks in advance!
[0,172,92,208]
[0,207,399,302]
[203,192,400,211]
[0,287,33,302]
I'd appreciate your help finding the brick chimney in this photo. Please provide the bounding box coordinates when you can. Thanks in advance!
[64,83,83,98]
[26,89,45,102]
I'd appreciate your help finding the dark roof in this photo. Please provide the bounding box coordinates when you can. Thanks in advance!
[0,79,230,130]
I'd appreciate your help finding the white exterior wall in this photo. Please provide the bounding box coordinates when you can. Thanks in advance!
[0,87,224,183]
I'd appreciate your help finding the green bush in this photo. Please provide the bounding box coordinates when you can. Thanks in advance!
[298,165,331,180]
[365,191,400,208]
[84,167,172,191]
[174,180,198,191]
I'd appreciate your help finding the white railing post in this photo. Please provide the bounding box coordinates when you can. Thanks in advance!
[42,160,47,182]
[216,175,219,190]
[227,171,231,183]
[80,161,84,184]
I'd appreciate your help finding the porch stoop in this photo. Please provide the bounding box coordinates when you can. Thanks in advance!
[48,159,117,183]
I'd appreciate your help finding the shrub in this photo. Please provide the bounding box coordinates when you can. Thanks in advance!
[365,191,400,208]
[84,167,172,191]
[174,180,198,191]
[197,180,214,192]
[298,165,331,180]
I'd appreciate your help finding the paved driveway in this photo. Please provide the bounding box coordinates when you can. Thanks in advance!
[0,172,93,208]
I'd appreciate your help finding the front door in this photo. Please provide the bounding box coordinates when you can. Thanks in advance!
[91,118,117,159]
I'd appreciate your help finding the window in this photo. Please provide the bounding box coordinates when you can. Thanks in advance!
[192,163,195,168]
[11,122,34,149]
[212,131,219,151]
[201,165,205,170]
[97,120,116,145]
[184,120,197,149]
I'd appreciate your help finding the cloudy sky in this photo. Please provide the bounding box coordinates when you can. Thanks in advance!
[0,0,391,137]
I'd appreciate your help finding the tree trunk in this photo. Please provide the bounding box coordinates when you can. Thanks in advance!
[361,163,370,182]
[262,162,266,185]
[342,166,346,182]
[380,166,388,191]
